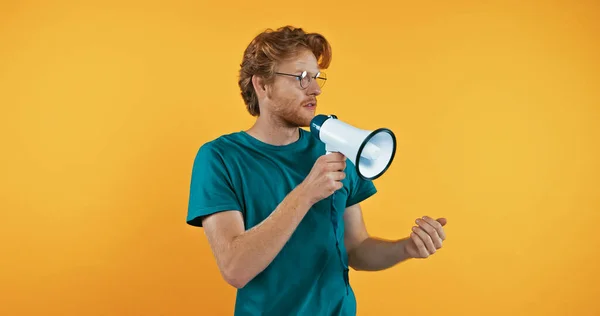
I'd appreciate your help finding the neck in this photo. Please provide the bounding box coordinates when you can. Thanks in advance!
[245,114,300,146]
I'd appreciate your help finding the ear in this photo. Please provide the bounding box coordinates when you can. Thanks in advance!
[251,75,269,99]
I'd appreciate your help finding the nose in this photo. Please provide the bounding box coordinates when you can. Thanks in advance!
[307,78,321,96]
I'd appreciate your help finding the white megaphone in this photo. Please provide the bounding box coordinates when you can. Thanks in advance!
[310,114,397,180]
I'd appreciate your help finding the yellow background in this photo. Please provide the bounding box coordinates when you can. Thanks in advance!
[1,0,599,315]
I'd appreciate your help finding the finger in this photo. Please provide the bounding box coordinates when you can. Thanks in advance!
[329,171,346,181]
[416,218,443,248]
[421,216,446,241]
[327,161,346,171]
[410,232,429,258]
[324,152,346,162]
[436,218,447,226]
[412,226,436,254]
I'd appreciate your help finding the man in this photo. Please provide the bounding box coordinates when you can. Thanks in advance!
[186,26,447,315]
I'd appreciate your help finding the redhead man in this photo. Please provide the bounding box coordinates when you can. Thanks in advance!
[186,26,447,315]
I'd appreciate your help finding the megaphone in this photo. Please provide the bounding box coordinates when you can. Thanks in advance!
[310,114,397,180]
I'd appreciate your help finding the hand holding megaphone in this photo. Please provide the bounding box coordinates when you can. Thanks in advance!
[298,152,348,206]
[310,114,397,180]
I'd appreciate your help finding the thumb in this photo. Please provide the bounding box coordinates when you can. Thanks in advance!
[436,218,447,226]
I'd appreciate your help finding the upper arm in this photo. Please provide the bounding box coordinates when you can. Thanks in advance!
[186,142,245,273]
[343,203,370,254]
[186,142,243,227]
[202,210,245,263]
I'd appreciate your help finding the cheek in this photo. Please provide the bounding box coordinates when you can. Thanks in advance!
[273,87,302,109]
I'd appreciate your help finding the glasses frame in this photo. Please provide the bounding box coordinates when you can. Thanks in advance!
[274,70,327,89]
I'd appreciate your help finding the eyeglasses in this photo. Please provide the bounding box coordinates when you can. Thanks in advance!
[274,70,327,89]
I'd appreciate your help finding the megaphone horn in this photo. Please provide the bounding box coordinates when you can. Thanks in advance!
[310,114,397,180]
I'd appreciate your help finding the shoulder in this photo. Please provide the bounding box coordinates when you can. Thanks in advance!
[193,132,245,161]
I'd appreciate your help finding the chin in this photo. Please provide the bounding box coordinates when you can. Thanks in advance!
[299,114,314,127]
[283,109,315,127]
[302,109,317,125]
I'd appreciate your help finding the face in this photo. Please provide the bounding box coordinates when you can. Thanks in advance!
[258,49,324,127]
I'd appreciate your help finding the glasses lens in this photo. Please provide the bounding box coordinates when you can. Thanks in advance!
[316,72,327,88]
[299,71,310,89]
[297,71,327,89]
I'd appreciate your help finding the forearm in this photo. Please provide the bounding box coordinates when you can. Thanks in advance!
[225,185,313,287]
[348,237,413,271]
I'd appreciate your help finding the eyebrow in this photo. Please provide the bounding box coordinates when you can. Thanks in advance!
[294,69,321,74]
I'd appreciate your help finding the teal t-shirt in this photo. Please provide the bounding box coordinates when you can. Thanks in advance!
[186,127,377,316]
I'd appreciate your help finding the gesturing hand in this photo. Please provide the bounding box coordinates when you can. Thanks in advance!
[405,216,447,259]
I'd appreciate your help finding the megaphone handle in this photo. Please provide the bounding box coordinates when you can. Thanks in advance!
[325,143,335,155]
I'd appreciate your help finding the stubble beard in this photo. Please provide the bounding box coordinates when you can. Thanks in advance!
[268,93,312,128]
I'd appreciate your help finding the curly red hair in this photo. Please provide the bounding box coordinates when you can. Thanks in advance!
[238,26,332,116]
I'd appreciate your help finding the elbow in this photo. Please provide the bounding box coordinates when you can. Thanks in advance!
[347,250,368,272]
[347,256,362,272]
[221,262,250,289]
[347,250,358,269]
[223,273,248,289]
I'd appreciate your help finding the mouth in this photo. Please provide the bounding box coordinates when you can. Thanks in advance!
[302,101,317,110]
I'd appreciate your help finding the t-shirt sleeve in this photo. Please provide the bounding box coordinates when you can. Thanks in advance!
[186,141,243,227]
[345,163,378,207]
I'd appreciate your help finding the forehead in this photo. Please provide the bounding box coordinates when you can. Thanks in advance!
[278,49,320,72]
